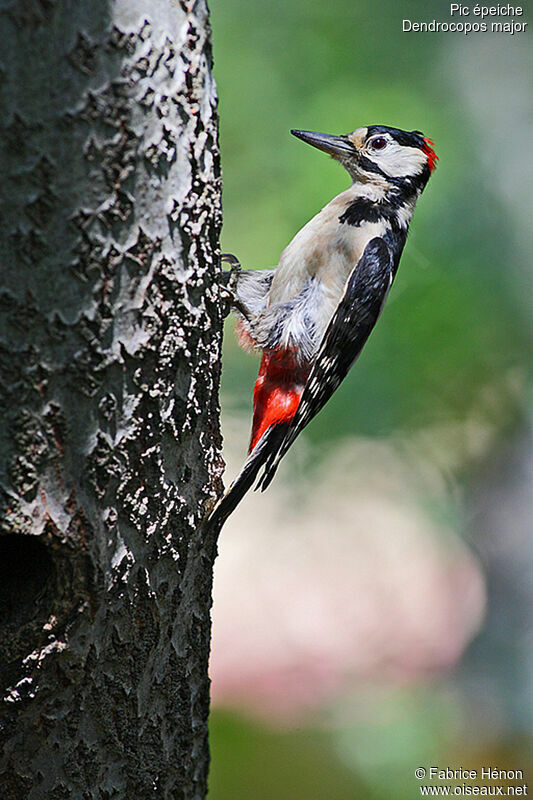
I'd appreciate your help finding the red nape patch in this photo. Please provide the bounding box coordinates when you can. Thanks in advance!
[422,137,438,172]
[249,350,310,452]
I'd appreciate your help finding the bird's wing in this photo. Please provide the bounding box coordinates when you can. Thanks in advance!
[257,237,394,491]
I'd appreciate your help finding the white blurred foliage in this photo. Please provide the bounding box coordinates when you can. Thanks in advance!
[210,418,486,721]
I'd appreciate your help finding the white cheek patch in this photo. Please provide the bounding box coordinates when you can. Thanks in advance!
[373,142,427,178]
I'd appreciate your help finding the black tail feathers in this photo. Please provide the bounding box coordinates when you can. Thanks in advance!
[207,424,288,529]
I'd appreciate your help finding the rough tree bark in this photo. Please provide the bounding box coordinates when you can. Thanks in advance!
[0,0,222,797]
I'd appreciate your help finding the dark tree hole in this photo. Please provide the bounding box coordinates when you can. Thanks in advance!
[0,534,55,628]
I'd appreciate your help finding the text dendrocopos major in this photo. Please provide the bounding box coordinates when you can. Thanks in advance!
[210,124,437,526]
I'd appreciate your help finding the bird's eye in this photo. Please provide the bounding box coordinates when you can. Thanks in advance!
[369,137,387,151]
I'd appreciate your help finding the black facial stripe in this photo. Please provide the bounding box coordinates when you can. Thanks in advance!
[357,155,413,189]
[357,154,389,178]
[357,152,431,193]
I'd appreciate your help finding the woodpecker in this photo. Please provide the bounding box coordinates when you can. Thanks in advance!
[210,124,437,526]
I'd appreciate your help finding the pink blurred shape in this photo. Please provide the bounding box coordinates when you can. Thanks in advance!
[210,436,486,722]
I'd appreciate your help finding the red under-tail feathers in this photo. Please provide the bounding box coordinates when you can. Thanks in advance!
[207,348,310,528]
[249,349,310,452]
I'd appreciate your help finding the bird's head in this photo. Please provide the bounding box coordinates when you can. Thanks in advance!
[292,125,438,191]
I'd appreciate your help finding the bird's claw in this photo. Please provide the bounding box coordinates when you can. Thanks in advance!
[220,253,242,294]
[221,253,241,267]
[218,253,251,321]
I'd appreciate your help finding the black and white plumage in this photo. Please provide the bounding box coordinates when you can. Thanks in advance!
[257,237,393,491]
[209,124,437,527]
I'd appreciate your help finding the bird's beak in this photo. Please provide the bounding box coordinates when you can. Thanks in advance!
[291,129,356,157]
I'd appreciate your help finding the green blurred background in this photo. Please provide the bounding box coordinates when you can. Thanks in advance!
[207,0,533,796]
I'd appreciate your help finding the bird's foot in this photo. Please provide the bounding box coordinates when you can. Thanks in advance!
[218,253,251,321]
[221,253,242,293]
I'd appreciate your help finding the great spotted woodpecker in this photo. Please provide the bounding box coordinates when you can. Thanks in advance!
[210,124,437,526]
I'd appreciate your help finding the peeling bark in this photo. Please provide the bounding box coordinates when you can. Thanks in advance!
[0,0,222,797]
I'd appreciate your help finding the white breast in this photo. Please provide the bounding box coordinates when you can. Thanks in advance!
[270,188,385,295]
[263,185,388,356]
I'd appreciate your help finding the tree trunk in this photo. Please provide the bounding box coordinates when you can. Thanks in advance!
[0,0,222,797]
